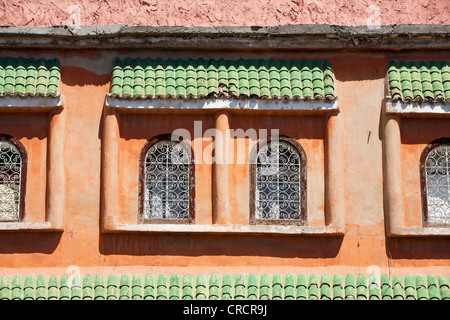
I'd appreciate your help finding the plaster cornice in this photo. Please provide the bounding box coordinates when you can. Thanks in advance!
[0,24,448,50]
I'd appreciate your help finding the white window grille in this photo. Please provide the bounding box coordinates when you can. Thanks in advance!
[143,140,190,220]
[255,140,302,221]
[425,143,450,226]
[0,140,22,221]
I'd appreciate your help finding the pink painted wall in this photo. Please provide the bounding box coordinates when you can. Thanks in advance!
[0,0,448,27]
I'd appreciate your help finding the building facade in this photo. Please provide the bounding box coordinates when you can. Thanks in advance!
[0,1,449,300]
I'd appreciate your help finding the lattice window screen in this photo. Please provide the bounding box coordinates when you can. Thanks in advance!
[425,144,450,226]
[143,140,190,220]
[0,140,22,221]
[255,140,302,221]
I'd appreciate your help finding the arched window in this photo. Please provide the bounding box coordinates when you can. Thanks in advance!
[420,138,450,227]
[139,134,194,223]
[0,135,27,222]
[250,136,306,224]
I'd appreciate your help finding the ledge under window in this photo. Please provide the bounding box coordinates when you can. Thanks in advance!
[388,226,450,237]
[0,222,63,232]
[102,222,344,236]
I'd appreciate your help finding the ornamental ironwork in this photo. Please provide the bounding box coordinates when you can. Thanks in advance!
[255,140,302,221]
[0,140,22,221]
[425,143,450,226]
[143,140,190,220]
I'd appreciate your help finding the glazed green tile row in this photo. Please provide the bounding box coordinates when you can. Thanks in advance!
[388,60,450,103]
[109,58,336,101]
[0,273,448,300]
[0,58,60,97]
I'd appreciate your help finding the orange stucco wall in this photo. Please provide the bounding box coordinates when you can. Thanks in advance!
[0,47,449,277]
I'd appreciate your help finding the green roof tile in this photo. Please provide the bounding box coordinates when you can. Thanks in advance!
[247,274,258,300]
[169,274,180,300]
[438,276,450,300]
[47,275,59,300]
[320,275,332,300]
[195,274,208,300]
[106,274,118,300]
[393,276,405,300]
[36,275,46,300]
[131,274,142,300]
[387,61,450,103]
[59,275,70,300]
[222,274,233,300]
[70,275,82,300]
[332,275,344,300]
[23,276,34,300]
[0,276,10,300]
[416,276,428,300]
[404,275,416,300]
[428,275,441,300]
[182,274,193,300]
[0,57,60,97]
[284,274,295,300]
[380,274,393,300]
[209,274,220,300]
[356,275,368,300]
[296,274,307,300]
[381,286,393,300]
[82,275,93,300]
[344,274,356,300]
[308,274,319,300]
[234,274,246,300]
[144,274,155,300]
[94,274,105,300]
[0,273,448,300]
[11,275,22,300]
[156,274,167,300]
[368,274,380,300]
[259,274,270,300]
[109,58,336,101]
[271,274,283,300]
[119,274,130,300]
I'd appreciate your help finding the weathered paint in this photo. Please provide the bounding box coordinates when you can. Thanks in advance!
[0,0,448,26]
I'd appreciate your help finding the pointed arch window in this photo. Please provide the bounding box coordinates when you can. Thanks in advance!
[0,135,27,222]
[250,136,307,225]
[420,138,450,227]
[139,134,194,223]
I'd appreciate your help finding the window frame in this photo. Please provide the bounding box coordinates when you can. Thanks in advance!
[249,135,307,226]
[138,133,195,224]
[0,134,28,222]
[419,137,450,227]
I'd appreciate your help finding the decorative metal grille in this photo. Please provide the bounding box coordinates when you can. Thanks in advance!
[425,144,450,225]
[255,140,302,220]
[0,140,22,221]
[143,140,190,220]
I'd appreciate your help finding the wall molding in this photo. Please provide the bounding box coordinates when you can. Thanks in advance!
[0,24,448,50]
[105,96,339,112]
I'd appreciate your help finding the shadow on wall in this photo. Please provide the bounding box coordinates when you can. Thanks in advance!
[385,237,450,260]
[400,118,450,145]
[60,65,111,87]
[0,233,62,254]
[98,233,343,259]
[0,113,49,141]
[331,56,387,82]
